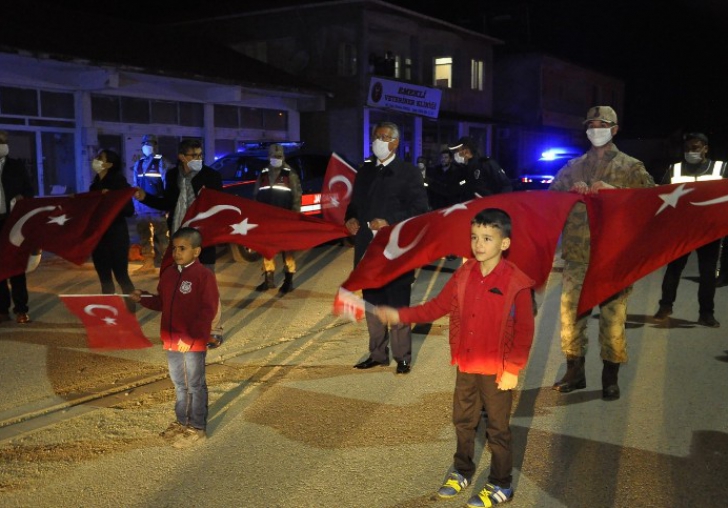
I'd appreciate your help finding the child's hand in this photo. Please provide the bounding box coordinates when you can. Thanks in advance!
[498,371,518,390]
[177,339,191,353]
[375,306,400,325]
[129,289,143,302]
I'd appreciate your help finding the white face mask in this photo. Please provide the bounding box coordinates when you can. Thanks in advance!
[372,139,392,160]
[454,153,465,165]
[91,159,105,174]
[142,145,155,157]
[186,159,203,172]
[269,158,283,168]
[586,127,613,147]
[0,144,8,158]
[684,151,703,164]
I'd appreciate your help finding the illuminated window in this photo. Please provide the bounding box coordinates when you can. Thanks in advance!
[471,59,484,91]
[434,57,452,88]
[403,57,412,81]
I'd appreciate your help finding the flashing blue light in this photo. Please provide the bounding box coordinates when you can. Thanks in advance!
[539,147,579,161]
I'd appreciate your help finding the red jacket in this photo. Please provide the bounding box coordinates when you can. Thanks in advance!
[140,260,219,352]
[398,258,535,382]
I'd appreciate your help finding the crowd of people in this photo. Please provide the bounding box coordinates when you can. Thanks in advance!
[1,106,726,500]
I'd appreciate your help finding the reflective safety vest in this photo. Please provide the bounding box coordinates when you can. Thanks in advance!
[256,166,294,209]
[670,160,726,183]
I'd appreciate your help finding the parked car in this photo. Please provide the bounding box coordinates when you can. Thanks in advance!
[513,147,581,190]
[209,142,330,261]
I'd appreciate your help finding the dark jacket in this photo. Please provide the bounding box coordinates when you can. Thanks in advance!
[90,170,135,249]
[345,156,429,265]
[460,156,512,199]
[1,157,35,209]
[140,163,222,264]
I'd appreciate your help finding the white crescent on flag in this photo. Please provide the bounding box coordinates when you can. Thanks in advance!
[84,304,119,325]
[182,205,241,227]
[9,206,57,246]
[383,218,428,260]
[328,175,353,200]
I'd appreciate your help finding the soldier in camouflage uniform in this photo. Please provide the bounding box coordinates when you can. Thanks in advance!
[549,106,655,401]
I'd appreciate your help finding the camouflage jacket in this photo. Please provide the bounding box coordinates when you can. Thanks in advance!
[549,144,655,263]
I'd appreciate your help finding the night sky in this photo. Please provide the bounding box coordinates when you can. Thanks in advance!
[47,0,728,154]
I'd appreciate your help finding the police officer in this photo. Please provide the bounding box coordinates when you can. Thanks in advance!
[449,136,512,200]
[133,134,168,272]
[253,143,302,294]
[653,132,726,326]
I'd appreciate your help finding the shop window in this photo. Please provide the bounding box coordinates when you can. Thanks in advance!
[151,100,178,124]
[179,102,204,127]
[120,97,150,124]
[91,95,120,122]
[214,105,239,128]
[262,109,287,131]
[40,91,74,119]
[240,107,264,129]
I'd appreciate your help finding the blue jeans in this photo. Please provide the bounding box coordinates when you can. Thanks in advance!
[167,351,208,430]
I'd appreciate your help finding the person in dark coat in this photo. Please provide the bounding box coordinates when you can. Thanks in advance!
[0,130,35,324]
[450,136,512,199]
[89,149,136,298]
[344,121,430,374]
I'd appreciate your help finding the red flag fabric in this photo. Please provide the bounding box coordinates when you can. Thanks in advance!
[170,188,349,262]
[332,287,368,322]
[321,153,358,225]
[340,191,583,292]
[578,180,728,314]
[0,188,136,280]
[60,294,153,350]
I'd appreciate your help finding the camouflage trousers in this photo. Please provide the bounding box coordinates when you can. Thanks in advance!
[262,251,296,273]
[560,261,632,363]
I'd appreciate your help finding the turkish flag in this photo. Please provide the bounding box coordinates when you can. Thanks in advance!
[340,191,583,292]
[0,189,136,280]
[60,294,153,350]
[321,153,358,225]
[168,188,349,263]
[578,180,728,313]
[332,287,369,322]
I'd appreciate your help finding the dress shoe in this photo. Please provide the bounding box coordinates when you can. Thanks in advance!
[396,360,411,374]
[354,357,388,369]
[653,305,672,321]
[16,313,31,324]
[698,314,720,328]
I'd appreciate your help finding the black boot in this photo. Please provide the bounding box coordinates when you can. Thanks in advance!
[278,272,294,295]
[552,355,586,393]
[256,271,275,291]
[602,360,620,401]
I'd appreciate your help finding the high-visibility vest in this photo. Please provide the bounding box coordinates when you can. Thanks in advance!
[670,160,726,183]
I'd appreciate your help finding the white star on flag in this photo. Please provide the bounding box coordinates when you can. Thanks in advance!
[102,316,117,325]
[47,214,71,225]
[656,184,695,215]
[230,218,258,235]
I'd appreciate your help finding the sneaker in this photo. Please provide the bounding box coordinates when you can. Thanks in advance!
[172,427,207,448]
[653,306,672,321]
[698,314,720,328]
[437,471,469,498]
[159,421,186,440]
[466,483,513,507]
[207,333,224,349]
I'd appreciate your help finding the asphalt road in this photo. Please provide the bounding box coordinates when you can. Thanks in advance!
[1,241,727,507]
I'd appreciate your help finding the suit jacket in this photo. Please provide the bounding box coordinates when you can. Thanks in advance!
[1,157,35,212]
[345,156,429,265]
[140,163,222,264]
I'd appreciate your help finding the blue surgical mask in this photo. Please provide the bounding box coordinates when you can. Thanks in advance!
[187,159,203,172]
[269,158,283,168]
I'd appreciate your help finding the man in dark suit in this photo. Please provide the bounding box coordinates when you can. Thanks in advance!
[0,130,35,324]
[344,121,429,374]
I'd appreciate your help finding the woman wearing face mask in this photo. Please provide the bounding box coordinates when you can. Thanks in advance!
[89,149,136,302]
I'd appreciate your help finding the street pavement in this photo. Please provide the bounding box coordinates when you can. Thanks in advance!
[1,241,727,507]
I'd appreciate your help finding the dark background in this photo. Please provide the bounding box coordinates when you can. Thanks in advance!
[50,0,728,156]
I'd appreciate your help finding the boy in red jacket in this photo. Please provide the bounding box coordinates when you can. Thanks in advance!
[376,208,535,507]
[131,227,220,448]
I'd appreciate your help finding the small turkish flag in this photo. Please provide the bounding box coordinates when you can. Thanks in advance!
[332,287,369,322]
[60,294,153,350]
[321,153,358,225]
